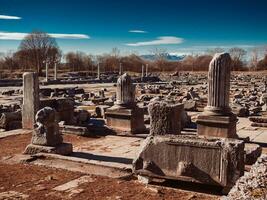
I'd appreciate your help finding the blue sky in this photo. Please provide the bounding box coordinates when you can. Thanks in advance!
[1,0,267,55]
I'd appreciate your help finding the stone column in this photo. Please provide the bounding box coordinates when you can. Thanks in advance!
[54,62,57,81]
[205,53,231,115]
[45,62,49,82]
[115,73,135,107]
[22,72,40,129]
[141,65,144,81]
[97,63,100,80]
[106,73,146,134]
[197,53,238,138]
[119,63,123,75]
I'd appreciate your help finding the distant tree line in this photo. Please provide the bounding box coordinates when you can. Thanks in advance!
[1,31,267,77]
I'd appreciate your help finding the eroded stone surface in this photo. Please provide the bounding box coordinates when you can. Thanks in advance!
[133,135,244,189]
[226,154,267,200]
[31,107,62,146]
[148,101,183,135]
[22,72,40,129]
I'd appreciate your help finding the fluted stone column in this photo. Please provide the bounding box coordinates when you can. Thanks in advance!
[141,65,144,81]
[45,62,49,82]
[197,53,238,138]
[119,63,123,75]
[54,62,57,81]
[97,63,100,80]
[205,53,231,115]
[115,73,135,107]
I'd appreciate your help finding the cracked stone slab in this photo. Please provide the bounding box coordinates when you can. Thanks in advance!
[53,175,95,192]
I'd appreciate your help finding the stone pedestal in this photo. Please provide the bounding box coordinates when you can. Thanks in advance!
[105,105,146,134]
[106,73,146,134]
[133,135,245,191]
[197,114,238,138]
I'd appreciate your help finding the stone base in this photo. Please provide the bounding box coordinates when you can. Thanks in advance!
[59,124,89,136]
[133,135,244,189]
[196,114,238,138]
[105,106,146,134]
[24,143,73,155]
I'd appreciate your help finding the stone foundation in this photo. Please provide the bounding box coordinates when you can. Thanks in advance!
[105,106,146,134]
[133,135,244,190]
[196,114,238,138]
[24,143,73,155]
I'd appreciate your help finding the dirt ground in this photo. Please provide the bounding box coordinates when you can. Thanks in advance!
[0,133,221,200]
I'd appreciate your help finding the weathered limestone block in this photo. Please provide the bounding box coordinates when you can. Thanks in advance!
[133,135,244,190]
[148,101,183,135]
[197,53,238,138]
[31,107,63,146]
[106,106,146,134]
[106,73,146,134]
[59,124,89,136]
[0,111,21,130]
[95,105,110,118]
[22,72,39,129]
[74,109,90,125]
[24,143,72,155]
[115,73,135,106]
[40,98,75,125]
[56,98,75,124]
[24,107,72,155]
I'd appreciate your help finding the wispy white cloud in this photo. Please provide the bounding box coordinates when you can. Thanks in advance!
[0,31,90,40]
[126,36,184,46]
[0,15,21,20]
[129,30,147,33]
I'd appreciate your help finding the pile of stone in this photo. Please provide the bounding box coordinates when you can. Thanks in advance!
[225,155,267,200]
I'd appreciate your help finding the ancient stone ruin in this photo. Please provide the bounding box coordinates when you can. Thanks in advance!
[105,73,146,134]
[24,107,72,155]
[148,101,183,135]
[22,72,40,129]
[197,53,238,138]
[133,53,245,193]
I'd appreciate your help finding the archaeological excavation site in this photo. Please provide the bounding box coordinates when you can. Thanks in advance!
[1,0,267,199]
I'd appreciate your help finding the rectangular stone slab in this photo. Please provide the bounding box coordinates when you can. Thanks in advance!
[24,143,73,155]
[105,106,146,134]
[196,114,238,138]
[133,135,244,188]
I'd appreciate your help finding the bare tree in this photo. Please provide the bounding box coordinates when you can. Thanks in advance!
[250,47,259,71]
[206,48,225,56]
[150,48,168,71]
[111,47,120,58]
[229,47,247,70]
[18,31,61,75]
